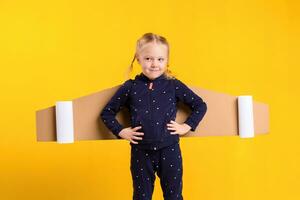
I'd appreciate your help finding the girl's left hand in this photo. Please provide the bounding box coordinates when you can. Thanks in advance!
[166,120,191,135]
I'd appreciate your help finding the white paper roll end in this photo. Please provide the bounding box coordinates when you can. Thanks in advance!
[238,95,254,138]
[55,101,74,144]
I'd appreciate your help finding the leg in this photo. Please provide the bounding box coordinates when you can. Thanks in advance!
[157,142,183,200]
[130,146,157,200]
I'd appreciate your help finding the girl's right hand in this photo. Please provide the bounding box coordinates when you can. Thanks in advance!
[118,126,144,144]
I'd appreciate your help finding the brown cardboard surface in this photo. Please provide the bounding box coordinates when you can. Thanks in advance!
[35,85,269,141]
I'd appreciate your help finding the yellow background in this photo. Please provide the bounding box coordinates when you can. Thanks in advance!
[0,0,298,199]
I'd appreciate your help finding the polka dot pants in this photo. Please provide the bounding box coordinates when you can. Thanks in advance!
[130,142,183,200]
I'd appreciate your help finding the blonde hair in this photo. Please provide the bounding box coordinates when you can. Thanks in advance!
[126,32,176,80]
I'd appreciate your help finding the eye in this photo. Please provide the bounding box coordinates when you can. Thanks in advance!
[145,57,151,61]
[158,58,164,61]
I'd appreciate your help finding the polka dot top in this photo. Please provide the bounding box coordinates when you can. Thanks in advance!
[100,72,207,149]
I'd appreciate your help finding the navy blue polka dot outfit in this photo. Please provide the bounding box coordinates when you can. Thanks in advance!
[101,72,207,199]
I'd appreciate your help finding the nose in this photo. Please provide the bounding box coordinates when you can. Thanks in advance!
[151,59,158,67]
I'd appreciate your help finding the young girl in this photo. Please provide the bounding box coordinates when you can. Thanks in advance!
[101,32,207,200]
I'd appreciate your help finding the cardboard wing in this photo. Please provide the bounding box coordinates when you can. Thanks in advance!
[35,85,269,142]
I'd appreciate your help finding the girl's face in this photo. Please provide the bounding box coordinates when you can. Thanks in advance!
[136,42,168,80]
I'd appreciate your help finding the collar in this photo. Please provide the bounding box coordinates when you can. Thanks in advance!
[135,72,167,83]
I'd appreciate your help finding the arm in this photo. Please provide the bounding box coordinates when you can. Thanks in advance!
[100,80,133,139]
[174,79,207,131]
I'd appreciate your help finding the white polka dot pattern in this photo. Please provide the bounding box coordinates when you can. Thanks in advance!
[130,142,183,199]
[100,72,207,146]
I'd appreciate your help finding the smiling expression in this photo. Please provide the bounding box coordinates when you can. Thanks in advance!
[136,42,169,80]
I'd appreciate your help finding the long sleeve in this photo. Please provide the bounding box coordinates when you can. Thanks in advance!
[174,79,207,131]
[100,80,133,139]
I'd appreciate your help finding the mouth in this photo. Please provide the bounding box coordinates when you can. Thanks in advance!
[149,69,160,72]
